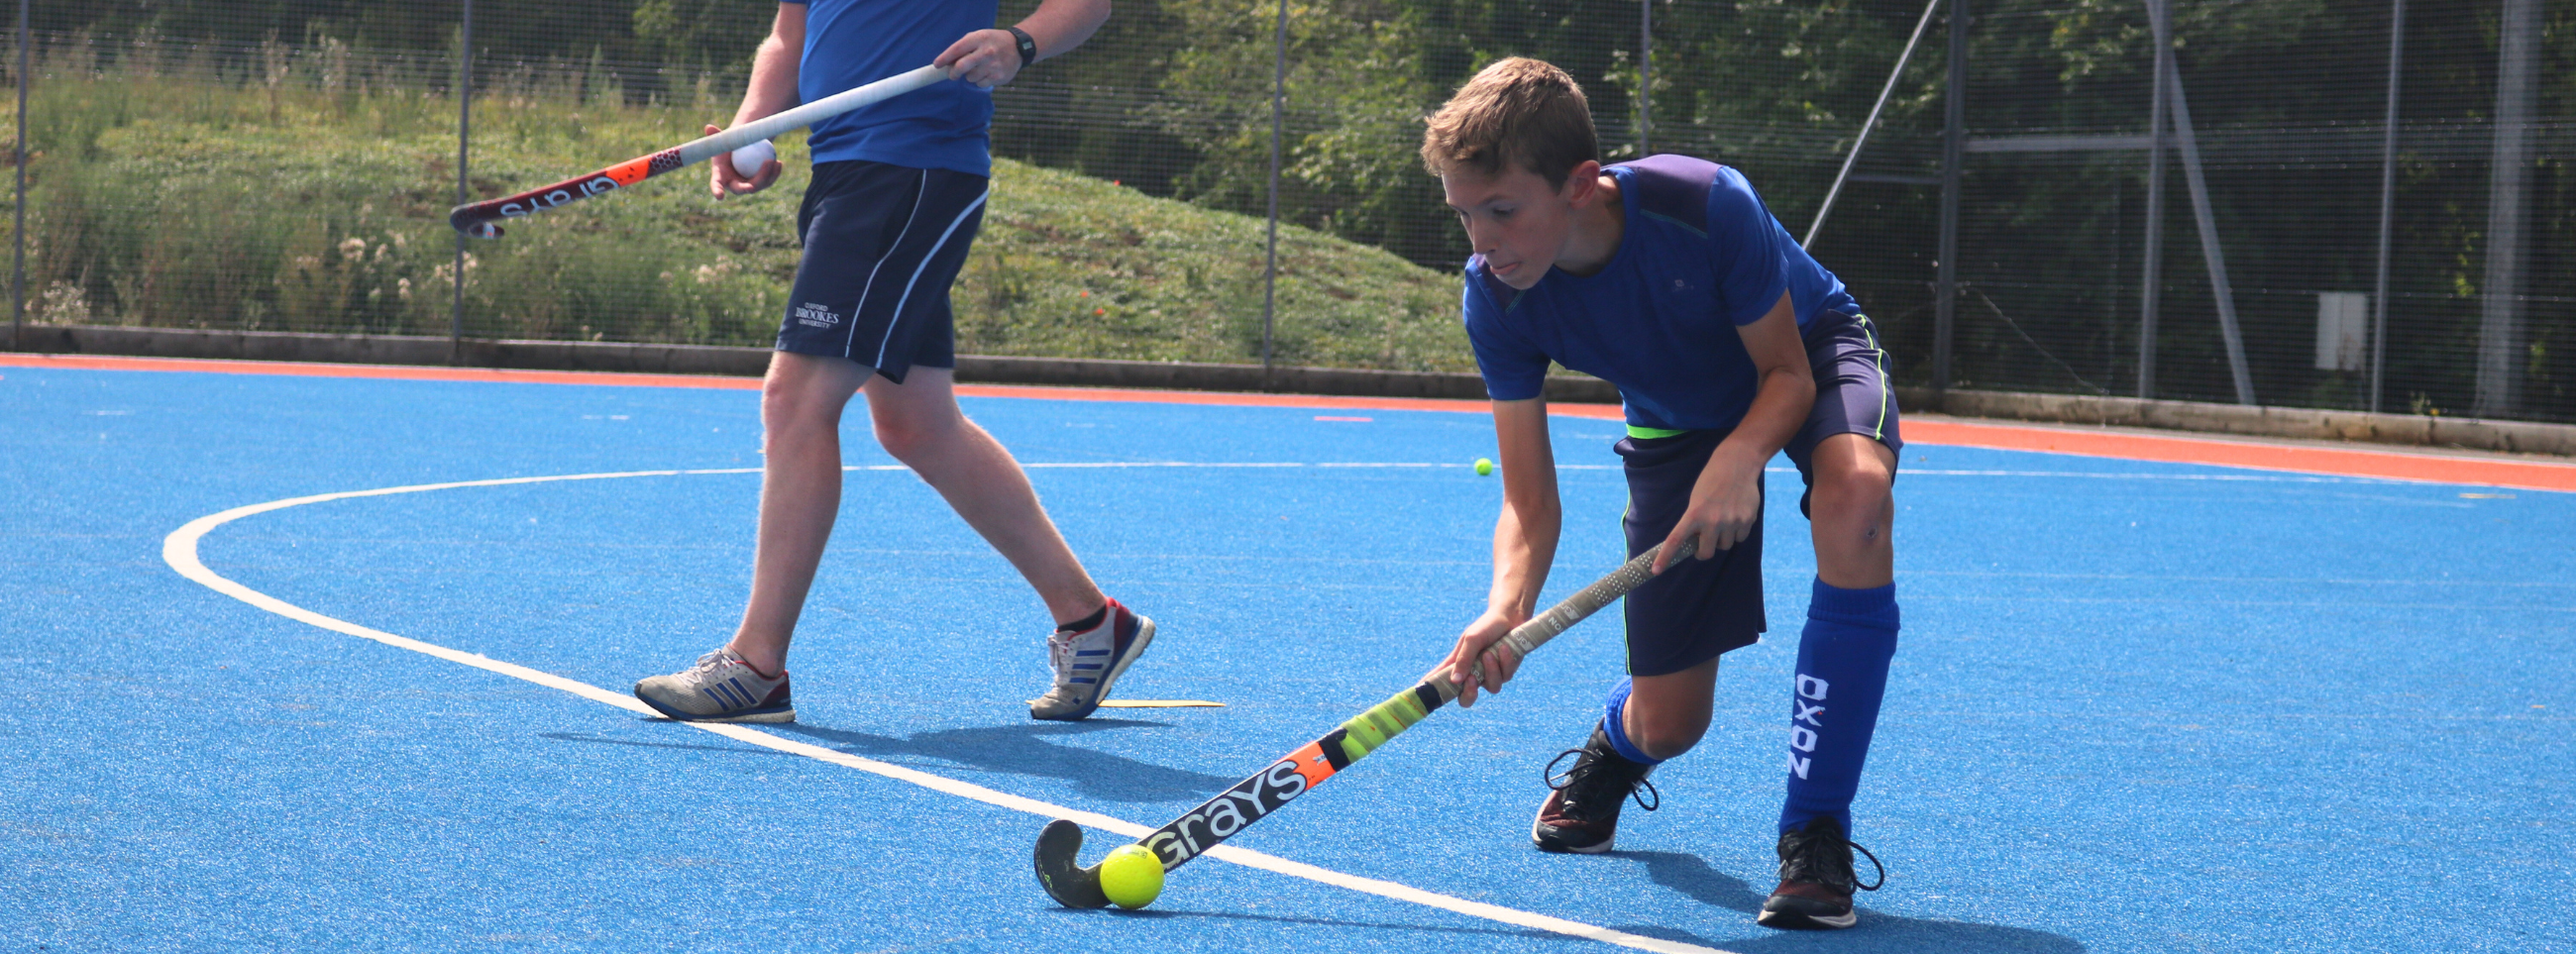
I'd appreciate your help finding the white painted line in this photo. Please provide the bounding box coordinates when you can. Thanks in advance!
[161,467,1740,954]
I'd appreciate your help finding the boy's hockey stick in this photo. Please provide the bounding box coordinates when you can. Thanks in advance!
[447,63,950,239]
[1033,538,1695,907]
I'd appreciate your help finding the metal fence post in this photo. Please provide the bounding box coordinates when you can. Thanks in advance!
[2369,0,2405,414]
[1639,0,1651,157]
[2476,0,2538,418]
[1933,0,1964,393]
[2135,0,2169,399]
[1260,0,1286,375]
[11,0,26,352]
[452,0,474,365]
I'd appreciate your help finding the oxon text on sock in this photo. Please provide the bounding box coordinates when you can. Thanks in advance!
[1788,674,1828,780]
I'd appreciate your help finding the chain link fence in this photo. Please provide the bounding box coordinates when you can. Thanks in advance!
[6,0,2570,422]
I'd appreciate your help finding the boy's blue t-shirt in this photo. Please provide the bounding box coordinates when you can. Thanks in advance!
[781,0,996,176]
[1460,154,1860,433]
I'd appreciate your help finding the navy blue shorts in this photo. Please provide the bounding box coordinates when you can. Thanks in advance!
[1618,309,1904,676]
[775,160,990,382]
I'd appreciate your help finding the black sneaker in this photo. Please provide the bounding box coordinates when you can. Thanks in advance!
[1530,723,1659,854]
[1758,815,1884,929]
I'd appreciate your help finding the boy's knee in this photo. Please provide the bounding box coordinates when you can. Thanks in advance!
[1625,707,1710,761]
[1811,455,1892,520]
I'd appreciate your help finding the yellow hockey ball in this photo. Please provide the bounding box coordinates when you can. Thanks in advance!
[1099,844,1164,909]
[1474,458,1495,477]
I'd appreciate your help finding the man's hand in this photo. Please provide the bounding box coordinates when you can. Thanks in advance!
[1655,452,1763,573]
[706,124,782,199]
[935,29,1025,89]
[1439,607,1527,708]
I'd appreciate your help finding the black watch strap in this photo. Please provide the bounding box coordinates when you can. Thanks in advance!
[1006,26,1038,66]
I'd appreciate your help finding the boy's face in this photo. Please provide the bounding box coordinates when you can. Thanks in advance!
[1441,159,1606,290]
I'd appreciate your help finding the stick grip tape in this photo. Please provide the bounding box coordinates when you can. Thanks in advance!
[1427,538,1693,704]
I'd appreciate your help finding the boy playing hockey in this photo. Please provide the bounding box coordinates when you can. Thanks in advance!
[1426,58,1903,930]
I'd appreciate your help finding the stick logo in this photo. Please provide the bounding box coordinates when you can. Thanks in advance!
[498,175,623,219]
[1144,759,1311,867]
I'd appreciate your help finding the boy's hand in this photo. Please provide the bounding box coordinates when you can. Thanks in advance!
[1439,607,1527,707]
[707,125,782,199]
[935,29,1025,89]
[1656,452,1763,573]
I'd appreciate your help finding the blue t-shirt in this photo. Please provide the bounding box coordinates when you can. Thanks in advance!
[783,0,996,176]
[1460,155,1860,433]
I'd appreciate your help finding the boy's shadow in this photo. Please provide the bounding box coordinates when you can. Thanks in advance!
[771,718,1241,803]
[1608,851,2085,953]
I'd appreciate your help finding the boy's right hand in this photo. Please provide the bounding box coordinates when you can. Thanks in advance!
[708,124,783,199]
[1438,607,1527,708]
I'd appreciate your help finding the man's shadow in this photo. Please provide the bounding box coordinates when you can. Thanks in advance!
[771,719,1242,803]
[1606,851,2085,953]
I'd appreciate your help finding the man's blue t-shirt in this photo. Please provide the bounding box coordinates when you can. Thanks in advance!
[782,0,996,176]
[1460,155,1860,434]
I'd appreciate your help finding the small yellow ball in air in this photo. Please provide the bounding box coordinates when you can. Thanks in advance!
[1474,458,1495,477]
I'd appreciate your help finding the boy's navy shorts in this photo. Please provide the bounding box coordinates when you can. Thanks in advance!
[774,159,990,383]
[1618,308,1903,677]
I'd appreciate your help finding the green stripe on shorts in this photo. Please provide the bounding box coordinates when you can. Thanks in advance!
[1626,425,1692,440]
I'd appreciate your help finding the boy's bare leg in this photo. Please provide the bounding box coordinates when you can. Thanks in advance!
[1621,657,1721,760]
[728,352,875,675]
[1806,434,1896,588]
[859,367,1107,626]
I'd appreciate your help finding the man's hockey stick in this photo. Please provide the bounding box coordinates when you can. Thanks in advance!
[1033,538,1695,907]
[447,63,950,239]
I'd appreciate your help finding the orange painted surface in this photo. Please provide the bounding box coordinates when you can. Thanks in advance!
[1905,418,2576,492]
[9,353,2569,490]
[603,156,654,186]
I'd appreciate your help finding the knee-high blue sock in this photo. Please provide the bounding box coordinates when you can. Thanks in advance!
[1600,676,1665,766]
[1780,578,1898,836]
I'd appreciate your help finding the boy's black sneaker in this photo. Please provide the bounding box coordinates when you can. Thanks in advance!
[1530,723,1659,854]
[1759,815,1884,930]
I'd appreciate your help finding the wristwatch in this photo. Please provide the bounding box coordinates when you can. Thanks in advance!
[1005,26,1038,66]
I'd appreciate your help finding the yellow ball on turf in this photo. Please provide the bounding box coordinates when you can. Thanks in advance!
[1099,844,1164,909]
[1474,458,1495,477]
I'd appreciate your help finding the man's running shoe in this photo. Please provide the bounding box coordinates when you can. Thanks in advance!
[1759,815,1884,929]
[633,647,795,723]
[1028,598,1154,721]
[1531,723,1659,853]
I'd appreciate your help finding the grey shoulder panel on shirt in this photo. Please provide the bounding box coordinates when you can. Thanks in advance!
[1613,155,1721,237]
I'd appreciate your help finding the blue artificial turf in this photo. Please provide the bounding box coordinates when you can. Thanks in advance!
[3,365,2568,953]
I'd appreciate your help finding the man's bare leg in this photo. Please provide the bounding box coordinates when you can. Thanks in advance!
[727,352,874,675]
[860,367,1106,626]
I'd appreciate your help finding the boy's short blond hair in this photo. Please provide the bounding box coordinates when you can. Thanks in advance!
[1420,57,1600,189]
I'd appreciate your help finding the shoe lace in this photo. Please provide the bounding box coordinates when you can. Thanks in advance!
[1043,631,1079,690]
[1779,821,1885,893]
[1543,746,1660,818]
[687,649,734,677]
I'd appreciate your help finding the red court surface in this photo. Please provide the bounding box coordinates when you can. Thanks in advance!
[8,352,2571,492]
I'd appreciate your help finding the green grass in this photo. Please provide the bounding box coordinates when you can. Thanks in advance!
[13,63,1474,372]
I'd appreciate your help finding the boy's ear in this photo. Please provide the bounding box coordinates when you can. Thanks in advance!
[1560,159,1605,202]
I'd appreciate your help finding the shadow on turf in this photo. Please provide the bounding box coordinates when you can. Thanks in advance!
[1609,851,2085,953]
[769,719,1244,802]
[1048,907,1553,939]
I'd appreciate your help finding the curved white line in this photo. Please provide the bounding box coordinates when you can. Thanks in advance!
[161,466,1738,954]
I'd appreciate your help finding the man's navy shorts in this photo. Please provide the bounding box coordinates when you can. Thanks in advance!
[775,159,990,382]
[1618,308,1903,677]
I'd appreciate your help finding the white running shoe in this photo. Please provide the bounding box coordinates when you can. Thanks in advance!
[1028,598,1155,721]
[634,647,796,723]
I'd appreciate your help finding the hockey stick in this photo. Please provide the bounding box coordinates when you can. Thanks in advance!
[447,63,951,239]
[1033,538,1694,907]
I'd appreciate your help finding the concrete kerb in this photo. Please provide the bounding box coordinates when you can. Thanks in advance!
[15,324,2572,457]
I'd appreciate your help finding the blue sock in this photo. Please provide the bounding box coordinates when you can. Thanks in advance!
[1780,579,1899,836]
[1600,676,1665,766]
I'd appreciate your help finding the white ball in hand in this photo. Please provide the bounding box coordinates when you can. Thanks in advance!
[730,140,777,178]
